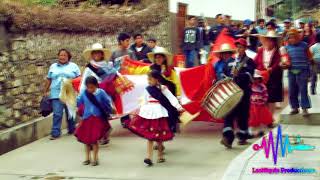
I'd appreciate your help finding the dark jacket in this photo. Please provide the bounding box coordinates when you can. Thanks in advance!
[129,43,152,63]
[181,27,201,51]
[198,26,209,47]
[224,55,256,92]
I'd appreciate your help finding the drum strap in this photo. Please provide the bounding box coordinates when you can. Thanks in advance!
[232,56,249,76]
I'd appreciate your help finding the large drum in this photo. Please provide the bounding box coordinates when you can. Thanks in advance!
[201,78,243,119]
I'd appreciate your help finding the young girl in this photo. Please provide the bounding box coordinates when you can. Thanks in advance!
[248,70,273,136]
[80,43,125,145]
[75,76,113,166]
[127,70,183,166]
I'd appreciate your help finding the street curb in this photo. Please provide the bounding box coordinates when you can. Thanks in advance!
[0,114,67,155]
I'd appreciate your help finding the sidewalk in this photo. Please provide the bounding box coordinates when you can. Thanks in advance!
[222,89,320,180]
[0,121,250,180]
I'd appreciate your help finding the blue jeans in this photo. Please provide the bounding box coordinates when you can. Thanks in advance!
[51,99,75,137]
[288,70,311,109]
[183,49,197,68]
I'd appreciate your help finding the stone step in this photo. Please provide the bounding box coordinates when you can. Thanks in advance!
[279,94,320,125]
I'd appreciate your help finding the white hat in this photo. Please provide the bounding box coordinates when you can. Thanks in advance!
[213,43,236,53]
[83,43,112,61]
[259,30,280,38]
[147,47,173,66]
[253,69,263,78]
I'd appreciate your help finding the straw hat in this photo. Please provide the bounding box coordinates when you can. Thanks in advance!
[213,43,236,53]
[259,30,280,38]
[83,43,112,61]
[147,47,173,66]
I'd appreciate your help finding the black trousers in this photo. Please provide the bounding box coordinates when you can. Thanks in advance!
[223,91,251,143]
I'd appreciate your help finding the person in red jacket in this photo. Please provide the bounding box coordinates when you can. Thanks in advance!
[254,31,283,126]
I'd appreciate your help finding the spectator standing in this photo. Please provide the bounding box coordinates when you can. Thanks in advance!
[110,32,137,63]
[44,49,81,140]
[130,33,152,63]
[181,16,201,68]
[285,29,313,116]
[310,32,320,94]
[235,19,258,52]
[256,19,267,34]
[147,38,161,52]
[208,14,225,44]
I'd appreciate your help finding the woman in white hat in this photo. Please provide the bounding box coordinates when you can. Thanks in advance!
[79,43,120,145]
[254,31,283,125]
[213,43,236,81]
[147,47,180,96]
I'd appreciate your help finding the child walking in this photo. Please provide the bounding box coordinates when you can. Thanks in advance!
[127,71,183,166]
[248,70,273,137]
[75,76,113,166]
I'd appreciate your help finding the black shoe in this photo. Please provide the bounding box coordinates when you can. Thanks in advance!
[238,140,250,145]
[257,131,265,137]
[144,158,153,166]
[290,109,299,115]
[220,137,232,149]
[311,89,316,95]
[82,160,90,165]
[100,139,110,145]
[302,109,310,117]
[91,160,99,166]
[49,136,60,140]
[120,115,130,128]
[267,123,277,128]
[247,134,255,139]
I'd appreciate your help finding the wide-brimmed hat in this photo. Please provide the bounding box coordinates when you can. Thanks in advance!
[83,43,112,61]
[213,43,236,53]
[147,47,173,66]
[235,38,247,47]
[259,30,280,38]
[287,28,300,36]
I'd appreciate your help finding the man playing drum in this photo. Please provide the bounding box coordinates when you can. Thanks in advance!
[220,38,256,148]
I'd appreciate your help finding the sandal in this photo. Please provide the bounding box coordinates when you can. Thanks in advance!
[91,160,99,166]
[143,158,153,166]
[157,158,166,163]
[82,160,90,165]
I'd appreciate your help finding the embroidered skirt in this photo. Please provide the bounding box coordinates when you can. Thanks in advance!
[128,115,174,142]
[249,104,273,127]
[74,116,111,145]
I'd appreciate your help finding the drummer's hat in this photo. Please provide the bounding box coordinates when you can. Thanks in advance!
[213,43,236,53]
[83,43,112,61]
[259,30,280,39]
[147,47,173,66]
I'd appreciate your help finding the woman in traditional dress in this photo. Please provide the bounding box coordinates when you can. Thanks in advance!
[254,31,283,126]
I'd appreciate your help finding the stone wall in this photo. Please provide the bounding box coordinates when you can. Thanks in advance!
[0,15,170,130]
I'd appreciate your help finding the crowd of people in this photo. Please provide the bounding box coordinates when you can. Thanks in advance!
[42,13,320,167]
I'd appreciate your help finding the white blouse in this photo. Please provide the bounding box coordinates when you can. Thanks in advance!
[139,86,183,119]
[263,48,275,69]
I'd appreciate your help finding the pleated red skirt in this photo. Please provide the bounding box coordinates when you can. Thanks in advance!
[128,115,174,142]
[74,116,111,145]
[249,104,273,127]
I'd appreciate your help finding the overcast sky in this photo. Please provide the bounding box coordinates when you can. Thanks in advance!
[169,0,256,20]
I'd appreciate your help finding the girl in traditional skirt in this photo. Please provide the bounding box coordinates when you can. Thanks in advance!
[248,70,273,137]
[75,76,113,166]
[128,70,184,166]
